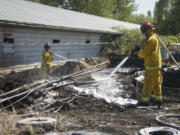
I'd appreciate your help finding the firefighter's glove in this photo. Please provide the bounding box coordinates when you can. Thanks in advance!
[131,46,140,56]
[134,46,141,52]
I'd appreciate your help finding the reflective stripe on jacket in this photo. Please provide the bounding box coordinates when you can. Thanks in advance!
[138,34,162,70]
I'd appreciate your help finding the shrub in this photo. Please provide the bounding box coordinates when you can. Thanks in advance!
[160,35,180,51]
[101,29,143,57]
[113,29,143,55]
[101,29,180,59]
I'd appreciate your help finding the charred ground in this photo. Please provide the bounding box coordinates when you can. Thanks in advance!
[0,58,179,135]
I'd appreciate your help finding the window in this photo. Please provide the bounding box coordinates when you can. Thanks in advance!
[3,38,14,44]
[53,39,60,44]
[85,40,91,43]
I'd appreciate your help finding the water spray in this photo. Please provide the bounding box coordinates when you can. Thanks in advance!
[109,56,129,77]
[51,50,68,60]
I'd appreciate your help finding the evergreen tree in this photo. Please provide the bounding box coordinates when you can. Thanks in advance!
[154,0,173,34]
[147,10,151,17]
[169,0,180,34]
[128,14,153,25]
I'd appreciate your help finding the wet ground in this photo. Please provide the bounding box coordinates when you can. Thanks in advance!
[54,71,180,135]
[0,59,180,135]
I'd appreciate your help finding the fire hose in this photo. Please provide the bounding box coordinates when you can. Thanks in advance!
[155,34,180,70]
[156,114,180,130]
[131,34,180,70]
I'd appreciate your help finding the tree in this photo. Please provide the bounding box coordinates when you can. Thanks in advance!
[26,0,137,21]
[111,0,137,21]
[154,0,180,35]
[127,14,153,25]
[169,0,180,34]
[147,10,151,17]
[154,0,173,34]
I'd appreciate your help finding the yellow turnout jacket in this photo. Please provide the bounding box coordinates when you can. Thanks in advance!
[138,34,162,70]
[41,51,53,69]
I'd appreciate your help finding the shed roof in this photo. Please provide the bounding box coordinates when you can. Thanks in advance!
[0,0,140,34]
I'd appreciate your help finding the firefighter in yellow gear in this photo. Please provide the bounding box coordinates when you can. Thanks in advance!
[137,22,162,106]
[41,43,53,73]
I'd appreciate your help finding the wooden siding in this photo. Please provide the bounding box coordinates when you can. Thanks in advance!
[0,26,102,67]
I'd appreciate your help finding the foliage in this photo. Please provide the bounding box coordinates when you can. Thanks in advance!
[154,0,171,34]
[101,29,144,57]
[176,33,180,41]
[127,14,153,25]
[147,10,152,17]
[168,0,180,34]
[160,35,180,51]
[26,0,137,21]
[114,29,143,55]
[115,31,180,53]
[160,35,179,45]
[108,0,137,21]
[154,0,180,35]
[101,29,180,58]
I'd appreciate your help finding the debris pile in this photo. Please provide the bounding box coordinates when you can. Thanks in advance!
[1,57,179,115]
[52,61,86,76]
[1,57,180,135]
[0,60,111,114]
[0,68,47,91]
[131,65,180,102]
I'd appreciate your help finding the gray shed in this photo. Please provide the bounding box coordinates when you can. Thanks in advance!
[0,0,139,68]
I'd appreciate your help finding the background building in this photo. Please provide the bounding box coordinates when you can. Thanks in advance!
[0,0,139,68]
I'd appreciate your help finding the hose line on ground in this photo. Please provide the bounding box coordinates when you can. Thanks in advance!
[156,114,180,130]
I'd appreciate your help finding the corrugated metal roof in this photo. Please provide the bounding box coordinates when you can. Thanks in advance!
[0,0,140,34]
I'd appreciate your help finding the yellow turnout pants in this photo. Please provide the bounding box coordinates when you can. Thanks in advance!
[141,69,162,103]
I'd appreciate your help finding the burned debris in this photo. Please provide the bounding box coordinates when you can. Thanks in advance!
[0,57,180,135]
[0,60,110,113]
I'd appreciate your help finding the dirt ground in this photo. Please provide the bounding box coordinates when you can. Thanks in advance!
[0,99,179,135]
[0,58,180,135]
